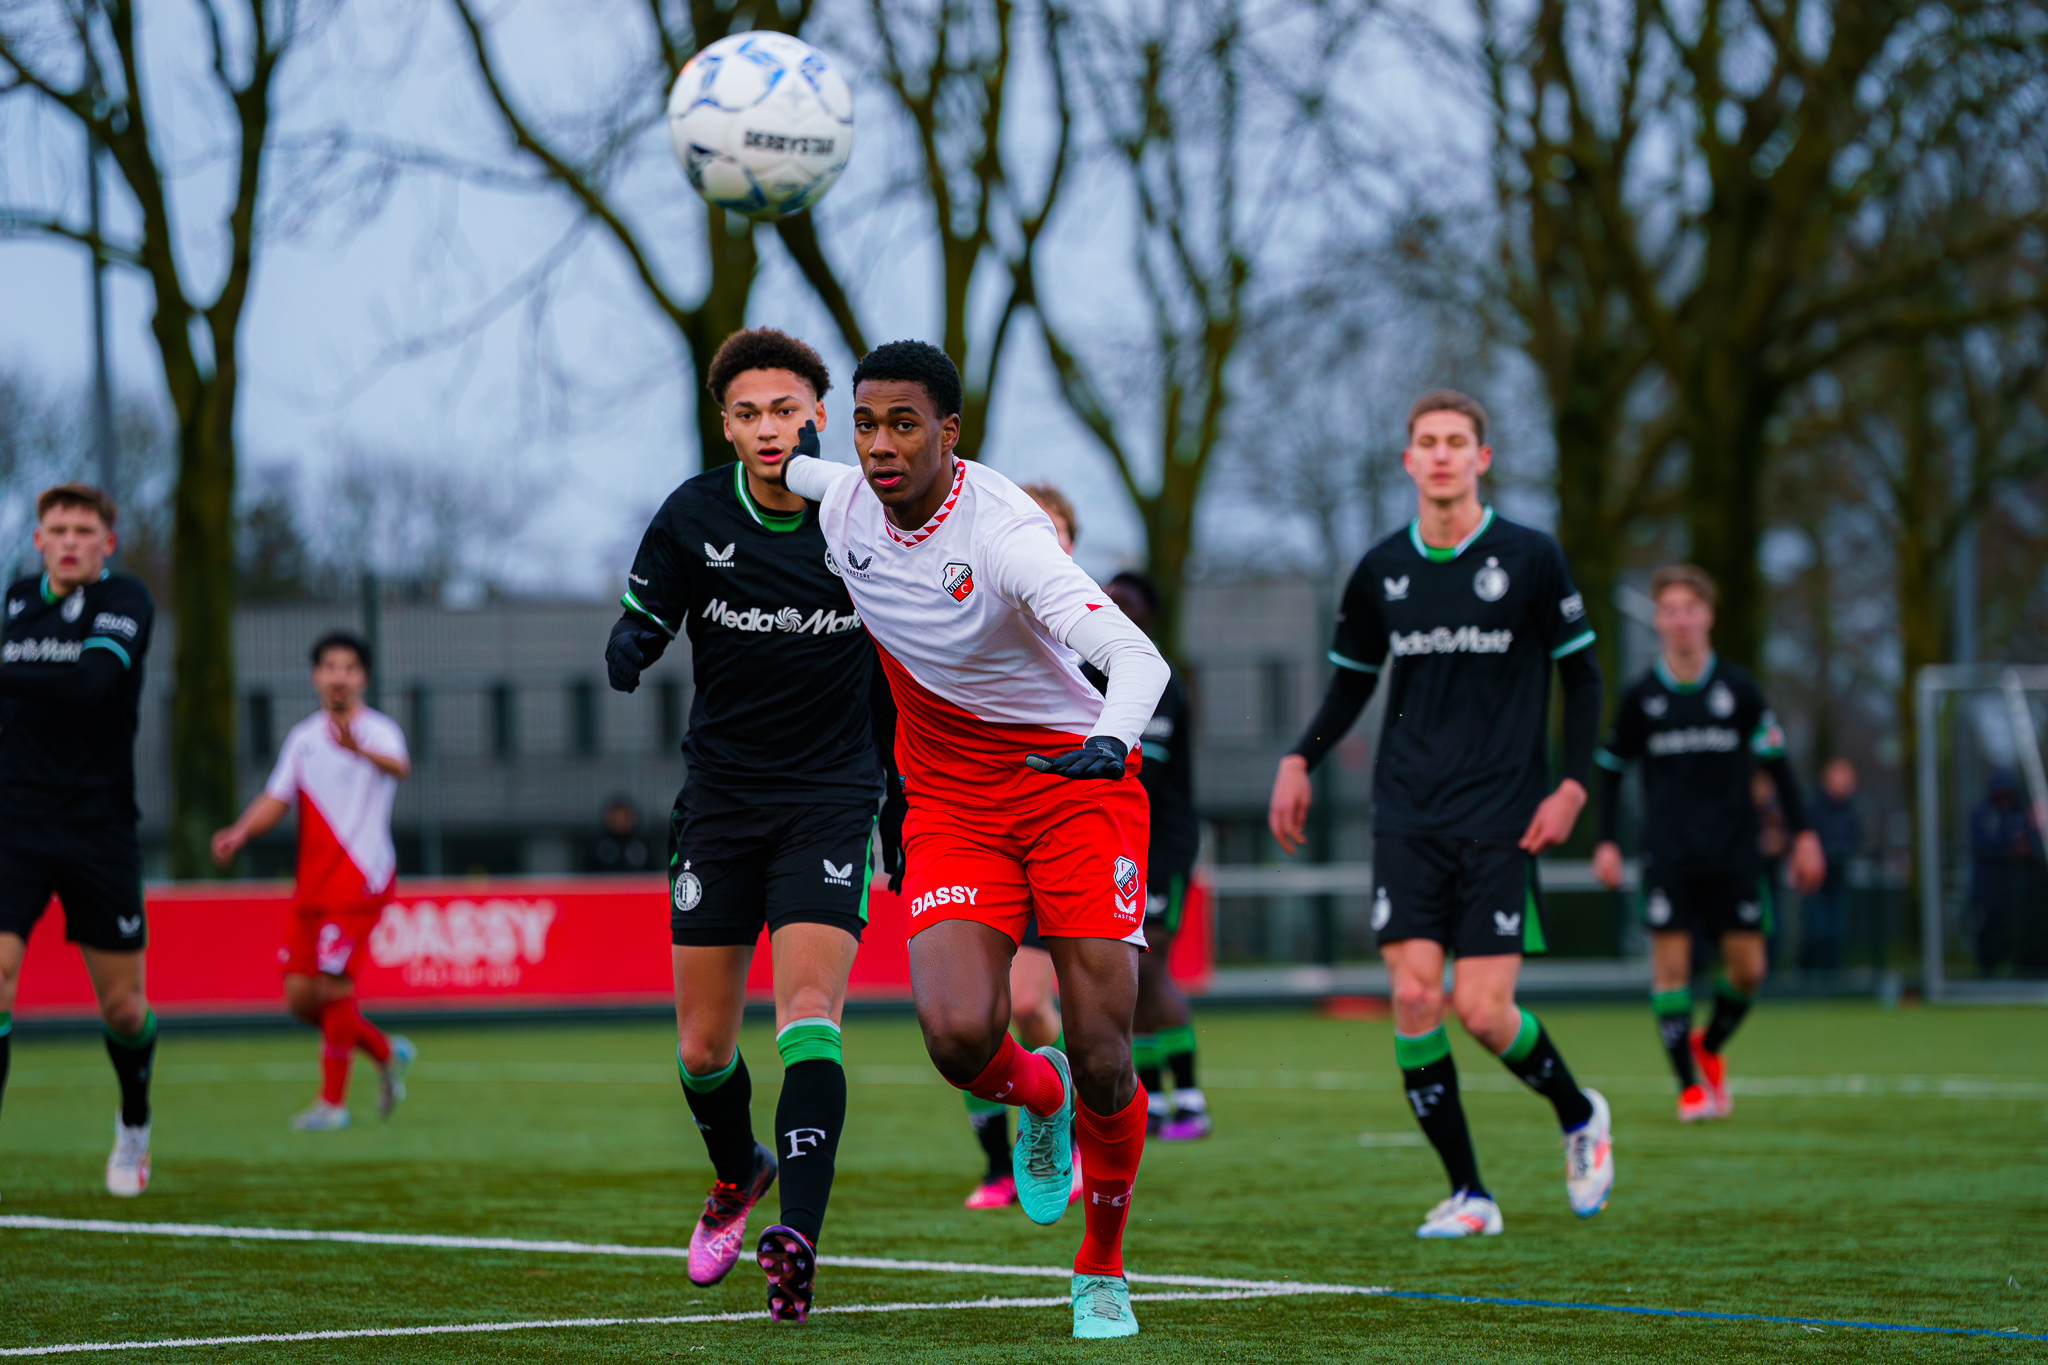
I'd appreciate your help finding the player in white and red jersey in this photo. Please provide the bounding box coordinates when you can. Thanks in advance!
[212,631,416,1131]
[784,341,1168,1341]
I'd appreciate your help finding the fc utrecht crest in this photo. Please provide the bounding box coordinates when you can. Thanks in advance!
[942,561,974,602]
[1113,855,1141,917]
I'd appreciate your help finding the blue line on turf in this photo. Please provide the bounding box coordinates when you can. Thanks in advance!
[1383,1292,2048,1340]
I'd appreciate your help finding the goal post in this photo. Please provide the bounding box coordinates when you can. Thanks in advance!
[1917,664,2048,1003]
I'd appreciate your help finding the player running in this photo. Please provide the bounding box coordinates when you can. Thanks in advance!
[213,632,416,1131]
[785,340,1168,1339]
[605,327,892,1324]
[1098,571,1207,1141]
[1267,390,1612,1239]
[1591,564,1824,1121]
[0,484,158,1195]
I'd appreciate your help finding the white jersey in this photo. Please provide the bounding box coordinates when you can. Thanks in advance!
[264,707,409,902]
[790,454,1165,808]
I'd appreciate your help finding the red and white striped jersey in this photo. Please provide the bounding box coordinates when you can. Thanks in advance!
[264,708,408,903]
[794,455,1136,807]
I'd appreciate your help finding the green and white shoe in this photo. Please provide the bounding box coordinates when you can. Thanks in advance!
[291,1100,351,1131]
[1012,1047,1075,1225]
[379,1036,416,1119]
[1071,1273,1139,1339]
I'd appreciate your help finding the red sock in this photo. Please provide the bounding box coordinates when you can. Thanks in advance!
[338,998,392,1065]
[958,1035,1065,1118]
[1073,1084,1147,1277]
[319,1002,354,1105]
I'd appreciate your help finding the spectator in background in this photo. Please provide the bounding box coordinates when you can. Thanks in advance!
[585,795,652,873]
[1802,758,1861,973]
[1971,770,2048,976]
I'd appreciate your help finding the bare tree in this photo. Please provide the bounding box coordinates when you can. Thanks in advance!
[1,0,326,873]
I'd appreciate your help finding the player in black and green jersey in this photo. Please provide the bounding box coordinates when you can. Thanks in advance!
[606,328,899,1323]
[1267,390,1612,1239]
[1592,564,1825,1122]
[0,484,158,1198]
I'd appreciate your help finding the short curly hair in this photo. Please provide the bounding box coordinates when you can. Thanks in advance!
[851,339,962,418]
[706,327,831,406]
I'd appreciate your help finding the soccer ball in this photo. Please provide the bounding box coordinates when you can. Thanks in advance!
[667,32,854,220]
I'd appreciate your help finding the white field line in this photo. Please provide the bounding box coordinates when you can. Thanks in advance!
[13,1061,2048,1099]
[0,1289,1335,1358]
[0,1217,1389,1296]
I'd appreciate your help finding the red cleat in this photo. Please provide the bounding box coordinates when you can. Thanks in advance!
[1689,1031,1731,1118]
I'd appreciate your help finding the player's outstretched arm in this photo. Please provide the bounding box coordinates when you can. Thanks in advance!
[1025,607,1168,780]
[211,794,292,867]
[1268,666,1380,856]
[1763,754,1827,893]
[783,421,857,502]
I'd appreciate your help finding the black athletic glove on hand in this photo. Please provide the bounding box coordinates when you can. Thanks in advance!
[1025,735,1128,781]
[879,776,908,894]
[794,419,821,465]
[606,616,669,693]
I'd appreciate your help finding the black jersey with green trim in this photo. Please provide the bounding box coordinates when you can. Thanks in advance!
[1139,668,1198,879]
[1596,654,1785,878]
[623,462,881,804]
[1329,509,1594,839]
[0,572,155,823]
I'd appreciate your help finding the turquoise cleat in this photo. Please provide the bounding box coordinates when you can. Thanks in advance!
[1012,1046,1075,1225]
[1071,1273,1140,1339]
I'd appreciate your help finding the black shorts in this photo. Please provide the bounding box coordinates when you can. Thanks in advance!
[668,794,874,947]
[0,822,146,953]
[1144,871,1190,935]
[1370,834,1545,958]
[1640,868,1773,937]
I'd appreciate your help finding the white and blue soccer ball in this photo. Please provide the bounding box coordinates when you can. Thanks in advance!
[667,32,854,220]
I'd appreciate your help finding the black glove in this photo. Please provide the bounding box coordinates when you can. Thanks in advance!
[879,775,908,894]
[606,617,668,693]
[1024,735,1128,781]
[793,419,820,466]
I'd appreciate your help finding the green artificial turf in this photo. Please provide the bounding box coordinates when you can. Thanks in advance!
[2,1002,2044,1360]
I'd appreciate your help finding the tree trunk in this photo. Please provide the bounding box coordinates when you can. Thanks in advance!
[684,207,760,470]
[1681,356,1777,670]
[167,375,240,876]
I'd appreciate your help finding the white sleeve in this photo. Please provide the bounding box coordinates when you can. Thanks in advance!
[1064,606,1170,751]
[784,454,857,503]
[262,729,302,805]
[362,712,410,762]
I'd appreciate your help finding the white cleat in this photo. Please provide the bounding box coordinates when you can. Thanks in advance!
[1416,1190,1502,1238]
[105,1117,151,1197]
[292,1100,352,1131]
[378,1036,416,1119]
[1565,1088,1614,1217]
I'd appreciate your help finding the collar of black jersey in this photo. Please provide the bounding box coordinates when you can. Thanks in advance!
[1654,650,1718,694]
[38,569,112,604]
[1405,505,1495,563]
[731,462,806,533]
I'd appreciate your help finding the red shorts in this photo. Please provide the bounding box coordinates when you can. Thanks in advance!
[901,777,1150,947]
[279,898,388,978]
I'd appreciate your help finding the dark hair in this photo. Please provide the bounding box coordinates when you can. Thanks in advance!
[1107,570,1160,616]
[37,482,117,528]
[1406,389,1489,446]
[310,630,372,670]
[852,339,962,418]
[706,327,831,406]
[1649,563,1718,608]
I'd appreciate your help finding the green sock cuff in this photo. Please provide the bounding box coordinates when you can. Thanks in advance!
[1500,1008,1540,1064]
[105,1009,156,1049]
[0,1011,11,1037]
[1716,976,1755,1005]
[1394,1027,1451,1070]
[1156,1023,1197,1056]
[776,1018,843,1068]
[964,1091,1006,1115]
[1651,988,1693,1017]
[679,1047,740,1093]
[1131,1034,1162,1069]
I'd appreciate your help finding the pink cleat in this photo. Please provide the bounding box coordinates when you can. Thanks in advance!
[1069,1142,1084,1204]
[1689,1031,1732,1118]
[687,1141,776,1287]
[1160,1108,1212,1141]
[758,1224,817,1324]
[964,1174,1017,1209]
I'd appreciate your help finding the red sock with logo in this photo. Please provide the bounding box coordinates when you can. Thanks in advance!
[1073,1084,1147,1277]
[319,1003,354,1105]
[958,1034,1065,1118]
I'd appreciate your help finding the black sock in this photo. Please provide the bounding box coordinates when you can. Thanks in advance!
[1702,979,1754,1054]
[774,1058,846,1247]
[0,1016,11,1120]
[679,1049,757,1186]
[1498,1008,1594,1130]
[104,1011,156,1128]
[1396,1030,1485,1197]
[1651,989,1696,1088]
[969,1107,1010,1180]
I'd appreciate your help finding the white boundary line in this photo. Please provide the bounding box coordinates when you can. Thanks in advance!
[0,1217,1387,1295]
[0,1290,1338,1358]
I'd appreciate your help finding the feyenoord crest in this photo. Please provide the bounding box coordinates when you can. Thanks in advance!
[1708,680,1736,718]
[1472,556,1509,602]
[942,561,974,602]
[824,548,842,577]
[61,590,85,622]
[673,870,703,913]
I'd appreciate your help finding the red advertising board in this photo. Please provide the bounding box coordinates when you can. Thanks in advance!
[13,874,1213,1021]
